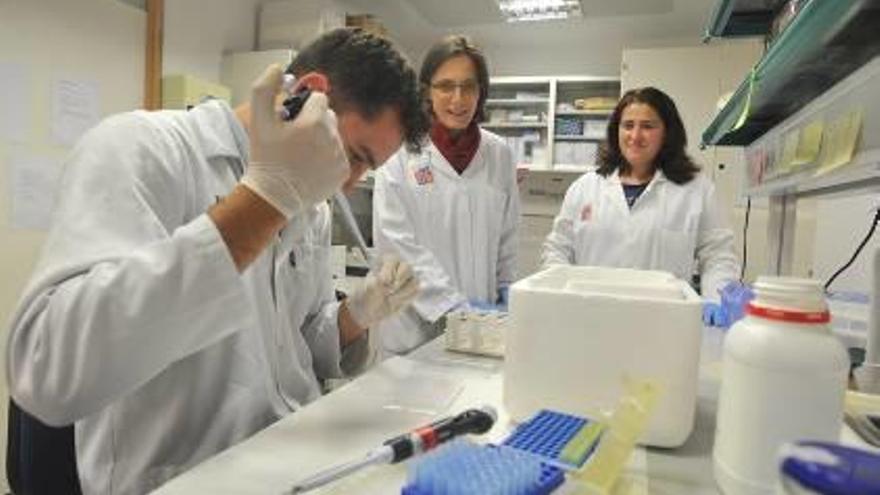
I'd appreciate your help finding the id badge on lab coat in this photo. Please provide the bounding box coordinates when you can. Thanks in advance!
[407,153,434,190]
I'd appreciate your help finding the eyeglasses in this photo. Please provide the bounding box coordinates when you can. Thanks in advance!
[430,80,480,97]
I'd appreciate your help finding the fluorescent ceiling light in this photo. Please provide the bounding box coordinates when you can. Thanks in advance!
[497,0,582,22]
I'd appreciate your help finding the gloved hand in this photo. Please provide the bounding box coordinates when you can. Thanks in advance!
[346,255,420,329]
[702,301,730,328]
[241,64,349,219]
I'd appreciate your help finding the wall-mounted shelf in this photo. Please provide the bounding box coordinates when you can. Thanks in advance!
[486,98,549,106]
[747,152,880,200]
[742,55,880,199]
[555,110,612,118]
[704,0,785,38]
[701,0,880,147]
[483,122,547,129]
[554,135,602,142]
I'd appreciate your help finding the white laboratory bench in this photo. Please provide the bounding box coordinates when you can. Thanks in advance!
[152,326,865,495]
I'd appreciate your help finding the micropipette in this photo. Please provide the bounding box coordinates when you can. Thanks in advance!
[280,74,310,121]
[287,405,497,494]
[334,191,374,267]
[279,74,374,267]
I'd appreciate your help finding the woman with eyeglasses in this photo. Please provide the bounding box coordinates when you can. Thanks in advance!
[372,35,519,355]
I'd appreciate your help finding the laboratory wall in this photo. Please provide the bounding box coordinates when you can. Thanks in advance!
[482,36,695,77]
[812,193,880,294]
[163,0,261,83]
[0,0,145,489]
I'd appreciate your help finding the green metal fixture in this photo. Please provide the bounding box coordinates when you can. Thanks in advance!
[702,0,880,147]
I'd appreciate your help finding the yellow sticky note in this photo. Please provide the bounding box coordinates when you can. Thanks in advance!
[816,110,863,175]
[778,129,799,173]
[792,120,824,168]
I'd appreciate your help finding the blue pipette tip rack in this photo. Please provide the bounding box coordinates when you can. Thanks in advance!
[502,410,603,469]
[401,441,564,495]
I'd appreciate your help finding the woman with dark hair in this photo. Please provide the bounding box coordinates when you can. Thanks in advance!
[373,35,520,355]
[542,87,739,322]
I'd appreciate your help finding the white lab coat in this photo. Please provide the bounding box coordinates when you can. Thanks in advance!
[542,169,739,300]
[5,101,362,495]
[373,129,519,354]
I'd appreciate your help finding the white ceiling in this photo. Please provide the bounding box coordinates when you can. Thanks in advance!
[340,0,712,42]
[333,0,717,76]
[394,0,679,27]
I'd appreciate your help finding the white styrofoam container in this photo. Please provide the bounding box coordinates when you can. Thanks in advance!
[503,265,703,447]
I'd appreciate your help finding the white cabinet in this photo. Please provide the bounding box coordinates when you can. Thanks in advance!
[515,170,582,279]
[516,214,556,282]
[485,76,620,172]
[484,77,618,279]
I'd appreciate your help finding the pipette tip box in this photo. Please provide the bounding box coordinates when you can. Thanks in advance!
[401,410,602,494]
[502,409,604,469]
[401,441,564,495]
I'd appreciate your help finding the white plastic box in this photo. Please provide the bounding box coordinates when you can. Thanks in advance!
[503,265,703,447]
[444,310,508,358]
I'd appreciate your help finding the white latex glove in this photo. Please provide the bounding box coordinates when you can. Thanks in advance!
[347,255,420,329]
[241,64,349,219]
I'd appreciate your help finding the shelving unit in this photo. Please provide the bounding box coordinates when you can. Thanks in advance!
[485,75,620,173]
[703,0,880,274]
[484,77,554,171]
[553,77,619,171]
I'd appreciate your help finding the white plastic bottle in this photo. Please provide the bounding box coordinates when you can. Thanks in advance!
[713,276,849,495]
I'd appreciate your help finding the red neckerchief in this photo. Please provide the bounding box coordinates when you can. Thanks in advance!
[430,120,481,175]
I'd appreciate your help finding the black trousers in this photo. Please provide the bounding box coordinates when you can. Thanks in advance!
[6,401,81,495]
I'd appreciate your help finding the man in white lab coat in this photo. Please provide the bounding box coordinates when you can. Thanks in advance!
[373,36,520,355]
[542,87,739,315]
[5,29,428,495]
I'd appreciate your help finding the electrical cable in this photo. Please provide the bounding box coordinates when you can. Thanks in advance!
[741,196,751,282]
[824,207,880,292]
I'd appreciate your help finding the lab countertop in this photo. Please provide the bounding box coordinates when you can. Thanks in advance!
[151,326,864,495]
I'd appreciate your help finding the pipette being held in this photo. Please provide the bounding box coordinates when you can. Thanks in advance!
[280,74,373,267]
[334,191,374,267]
[288,405,498,494]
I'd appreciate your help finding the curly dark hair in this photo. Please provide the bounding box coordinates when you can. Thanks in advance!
[419,35,490,123]
[597,87,700,185]
[287,28,429,153]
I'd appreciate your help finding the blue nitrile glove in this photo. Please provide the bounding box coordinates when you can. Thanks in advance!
[496,286,510,312]
[702,301,730,328]
[718,281,754,326]
[466,299,499,313]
